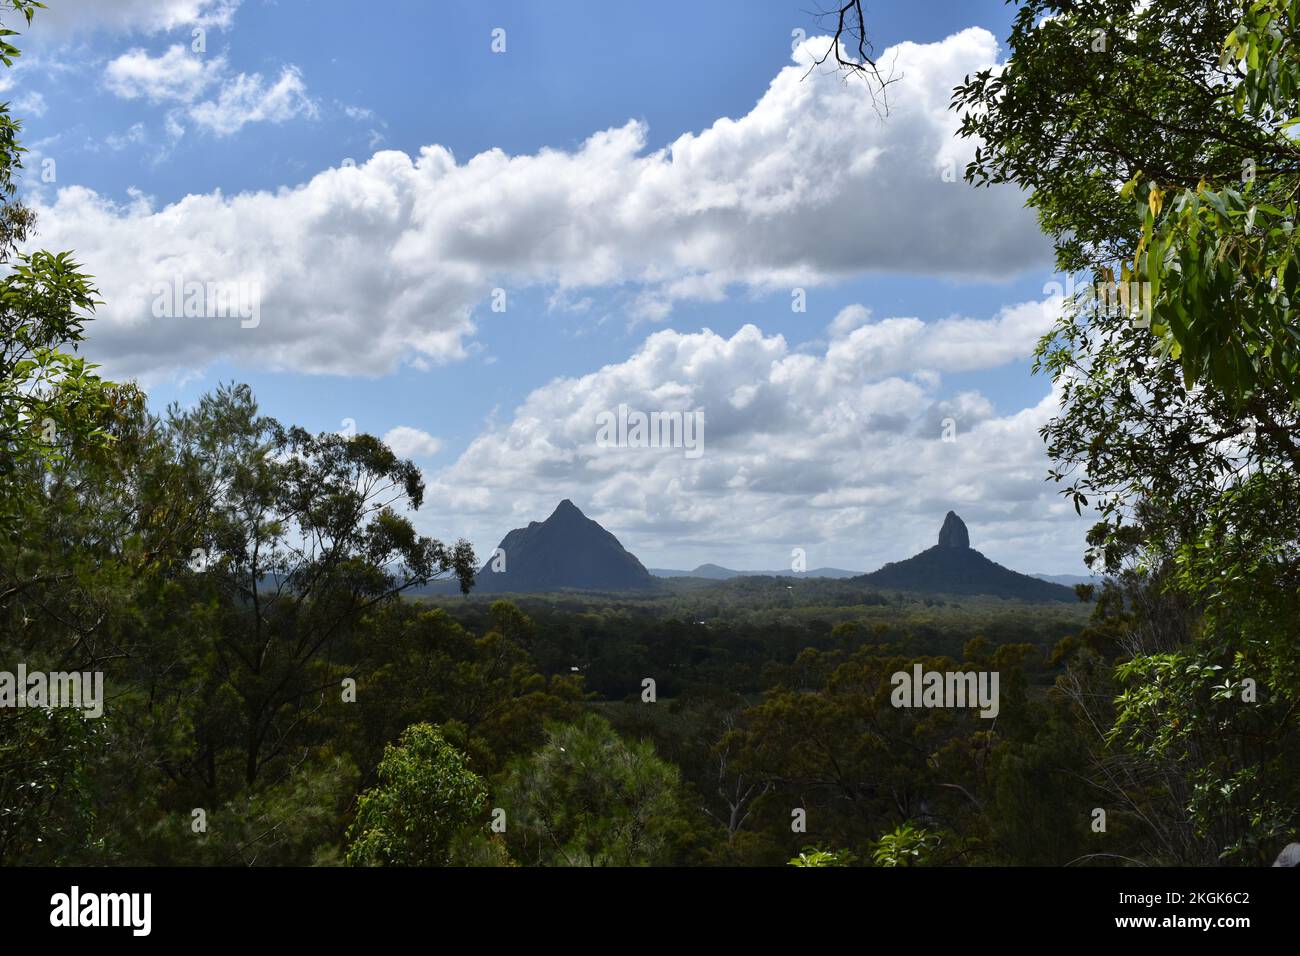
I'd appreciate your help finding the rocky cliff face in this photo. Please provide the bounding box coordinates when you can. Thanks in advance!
[937,511,971,549]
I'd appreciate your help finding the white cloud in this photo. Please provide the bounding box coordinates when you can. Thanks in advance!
[824,300,1057,376]
[30,27,1049,381]
[27,0,239,36]
[416,310,1086,574]
[102,47,314,135]
[0,55,41,99]
[188,66,316,135]
[164,111,187,140]
[104,44,224,103]
[828,304,871,337]
[382,426,444,459]
[105,122,148,151]
[12,89,46,116]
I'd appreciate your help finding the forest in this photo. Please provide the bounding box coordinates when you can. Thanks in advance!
[2,0,1299,869]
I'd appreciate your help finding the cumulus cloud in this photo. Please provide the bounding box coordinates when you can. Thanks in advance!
[824,300,1057,376]
[28,27,1050,381]
[26,0,239,36]
[417,307,1087,574]
[382,426,444,460]
[828,304,871,337]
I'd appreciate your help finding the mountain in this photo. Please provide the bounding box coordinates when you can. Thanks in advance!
[856,512,1078,602]
[650,564,859,579]
[650,564,736,579]
[474,499,655,593]
[1033,573,1097,587]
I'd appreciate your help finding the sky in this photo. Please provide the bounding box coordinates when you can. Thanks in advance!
[6,0,1096,576]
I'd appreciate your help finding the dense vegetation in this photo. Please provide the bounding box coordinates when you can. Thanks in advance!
[2,0,1298,866]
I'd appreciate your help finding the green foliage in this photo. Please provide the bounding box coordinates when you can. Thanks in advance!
[497,713,690,866]
[1133,0,1300,405]
[156,383,476,789]
[789,845,855,867]
[1,372,486,860]
[346,724,486,867]
[0,0,118,503]
[0,3,133,864]
[987,706,1096,866]
[955,0,1300,864]
[0,2,41,259]
[871,823,942,867]
[347,600,585,778]
[0,2,42,66]
[121,754,361,867]
[1109,479,1300,863]
[722,644,1031,860]
[0,708,100,862]
[426,590,1087,702]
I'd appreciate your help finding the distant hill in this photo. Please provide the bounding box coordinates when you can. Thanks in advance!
[474,499,655,593]
[855,512,1078,602]
[1032,573,1097,587]
[650,564,859,580]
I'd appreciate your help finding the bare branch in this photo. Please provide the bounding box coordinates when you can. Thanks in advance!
[802,1,902,115]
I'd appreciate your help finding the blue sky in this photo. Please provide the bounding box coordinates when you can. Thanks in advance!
[8,0,1094,575]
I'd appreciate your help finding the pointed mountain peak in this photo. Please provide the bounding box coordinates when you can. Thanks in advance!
[476,500,653,592]
[855,510,1076,601]
[550,499,585,520]
[938,511,970,549]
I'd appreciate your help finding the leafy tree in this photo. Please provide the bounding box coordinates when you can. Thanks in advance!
[0,0,119,498]
[0,708,101,862]
[171,383,475,787]
[348,600,585,779]
[497,713,690,866]
[954,0,1300,543]
[729,645,1022,860]
[954,0,1300,861]
[4,373,478,861]
[0,0,136,864]
[0,1,42,262]
[956,0,1300,401]
[0,252,121,492]
[346,723,486,866]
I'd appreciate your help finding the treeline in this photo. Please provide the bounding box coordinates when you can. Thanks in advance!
[431,596,1088,700]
